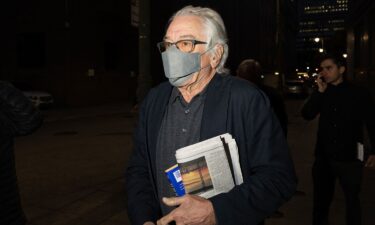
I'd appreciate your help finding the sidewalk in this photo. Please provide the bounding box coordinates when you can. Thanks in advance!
[18,102,136,225]
[42,102,135,123]
[19,100,375,225]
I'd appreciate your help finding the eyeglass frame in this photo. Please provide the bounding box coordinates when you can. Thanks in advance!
[157,39,207,53]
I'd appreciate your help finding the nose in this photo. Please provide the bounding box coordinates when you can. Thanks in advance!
[319,69,327,76]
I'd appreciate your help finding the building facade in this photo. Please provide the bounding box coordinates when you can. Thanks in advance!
[0,0,138,106]
[346,0,375,96]
[1,0,298,106]
[297,0,348,69]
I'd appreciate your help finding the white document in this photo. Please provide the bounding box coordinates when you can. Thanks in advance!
[175,133,243,199]
[357,142,364,162]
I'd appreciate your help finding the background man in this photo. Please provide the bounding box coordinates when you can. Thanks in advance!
[126,6,297,225]
[301,53,375,225]
[0,81,43,225]
[237,59,289,225]
[236,59,288,136]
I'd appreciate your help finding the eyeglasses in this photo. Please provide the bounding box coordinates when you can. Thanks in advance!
[157,39,207,53]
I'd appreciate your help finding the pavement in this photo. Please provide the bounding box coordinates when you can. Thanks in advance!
[20,102,136,225]
[42,102,136,123]
[17,100,375,225]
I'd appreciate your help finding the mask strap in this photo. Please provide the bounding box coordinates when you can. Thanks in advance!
[175,46,215,88]
[174,48,213,81]
[200,46,214,57]
[190,46,216,87]
[185,64,211,88]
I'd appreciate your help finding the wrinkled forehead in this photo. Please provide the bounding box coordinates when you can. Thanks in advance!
[164,15,208,41]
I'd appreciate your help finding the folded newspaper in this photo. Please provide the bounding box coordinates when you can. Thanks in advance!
[165,133,243,199]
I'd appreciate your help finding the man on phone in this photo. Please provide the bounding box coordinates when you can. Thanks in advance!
[301,53,375,225]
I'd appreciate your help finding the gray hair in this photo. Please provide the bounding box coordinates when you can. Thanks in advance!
[170,6,230,74]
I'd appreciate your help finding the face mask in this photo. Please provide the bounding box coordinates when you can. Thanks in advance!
[161,46,202,87]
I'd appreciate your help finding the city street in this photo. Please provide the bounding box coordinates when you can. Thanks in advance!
[4,1,375,225]
[14,99,375,225]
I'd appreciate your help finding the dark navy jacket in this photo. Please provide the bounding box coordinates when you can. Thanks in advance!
[301,81,375,161]
[126,74,297,225]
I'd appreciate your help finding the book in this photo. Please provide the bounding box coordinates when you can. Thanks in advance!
[165,164,185,197]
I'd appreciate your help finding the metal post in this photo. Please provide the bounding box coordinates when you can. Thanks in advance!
[136,0,152,105]
[346,28,355,80]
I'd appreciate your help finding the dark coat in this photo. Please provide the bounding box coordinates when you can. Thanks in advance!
[258,84,288,136]
[126,74,297,225]
[301,81,375,161]
[0,81,43,225]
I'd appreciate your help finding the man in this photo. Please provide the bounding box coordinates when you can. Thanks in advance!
[301,54,375,225]
[0,81,43,225]
[237,59,288,136]
[126,6,297,225]
[237,59,288,224]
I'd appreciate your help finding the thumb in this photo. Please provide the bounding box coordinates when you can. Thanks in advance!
[162,196,185,206]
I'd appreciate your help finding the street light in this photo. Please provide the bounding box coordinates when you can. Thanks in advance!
[314,37,324,53]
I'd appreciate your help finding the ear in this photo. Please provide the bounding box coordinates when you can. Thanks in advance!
[339,66,346,75]
[210,44,224,69]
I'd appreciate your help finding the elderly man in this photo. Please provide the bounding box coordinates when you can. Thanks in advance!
[126,6,297,225]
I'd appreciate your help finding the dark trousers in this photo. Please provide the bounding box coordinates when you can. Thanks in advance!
[312,159,363,225]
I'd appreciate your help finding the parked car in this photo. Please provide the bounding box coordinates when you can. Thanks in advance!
[22,90,54,109]
[283,79,308,97]
[10,81,54,109]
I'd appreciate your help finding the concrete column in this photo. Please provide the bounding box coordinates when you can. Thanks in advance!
[346,28,355,80]
[136,0,152,105]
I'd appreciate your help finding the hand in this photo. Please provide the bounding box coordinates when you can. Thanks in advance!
[157,194,216,225]
[143,222,155,225]
[365,155,375,168]
[316,74,327,93]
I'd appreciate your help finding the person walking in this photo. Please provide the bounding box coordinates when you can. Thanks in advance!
[237,59,288,225]
[301,54,375,225]
[126,6,297,225]
[236,59,288,136]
